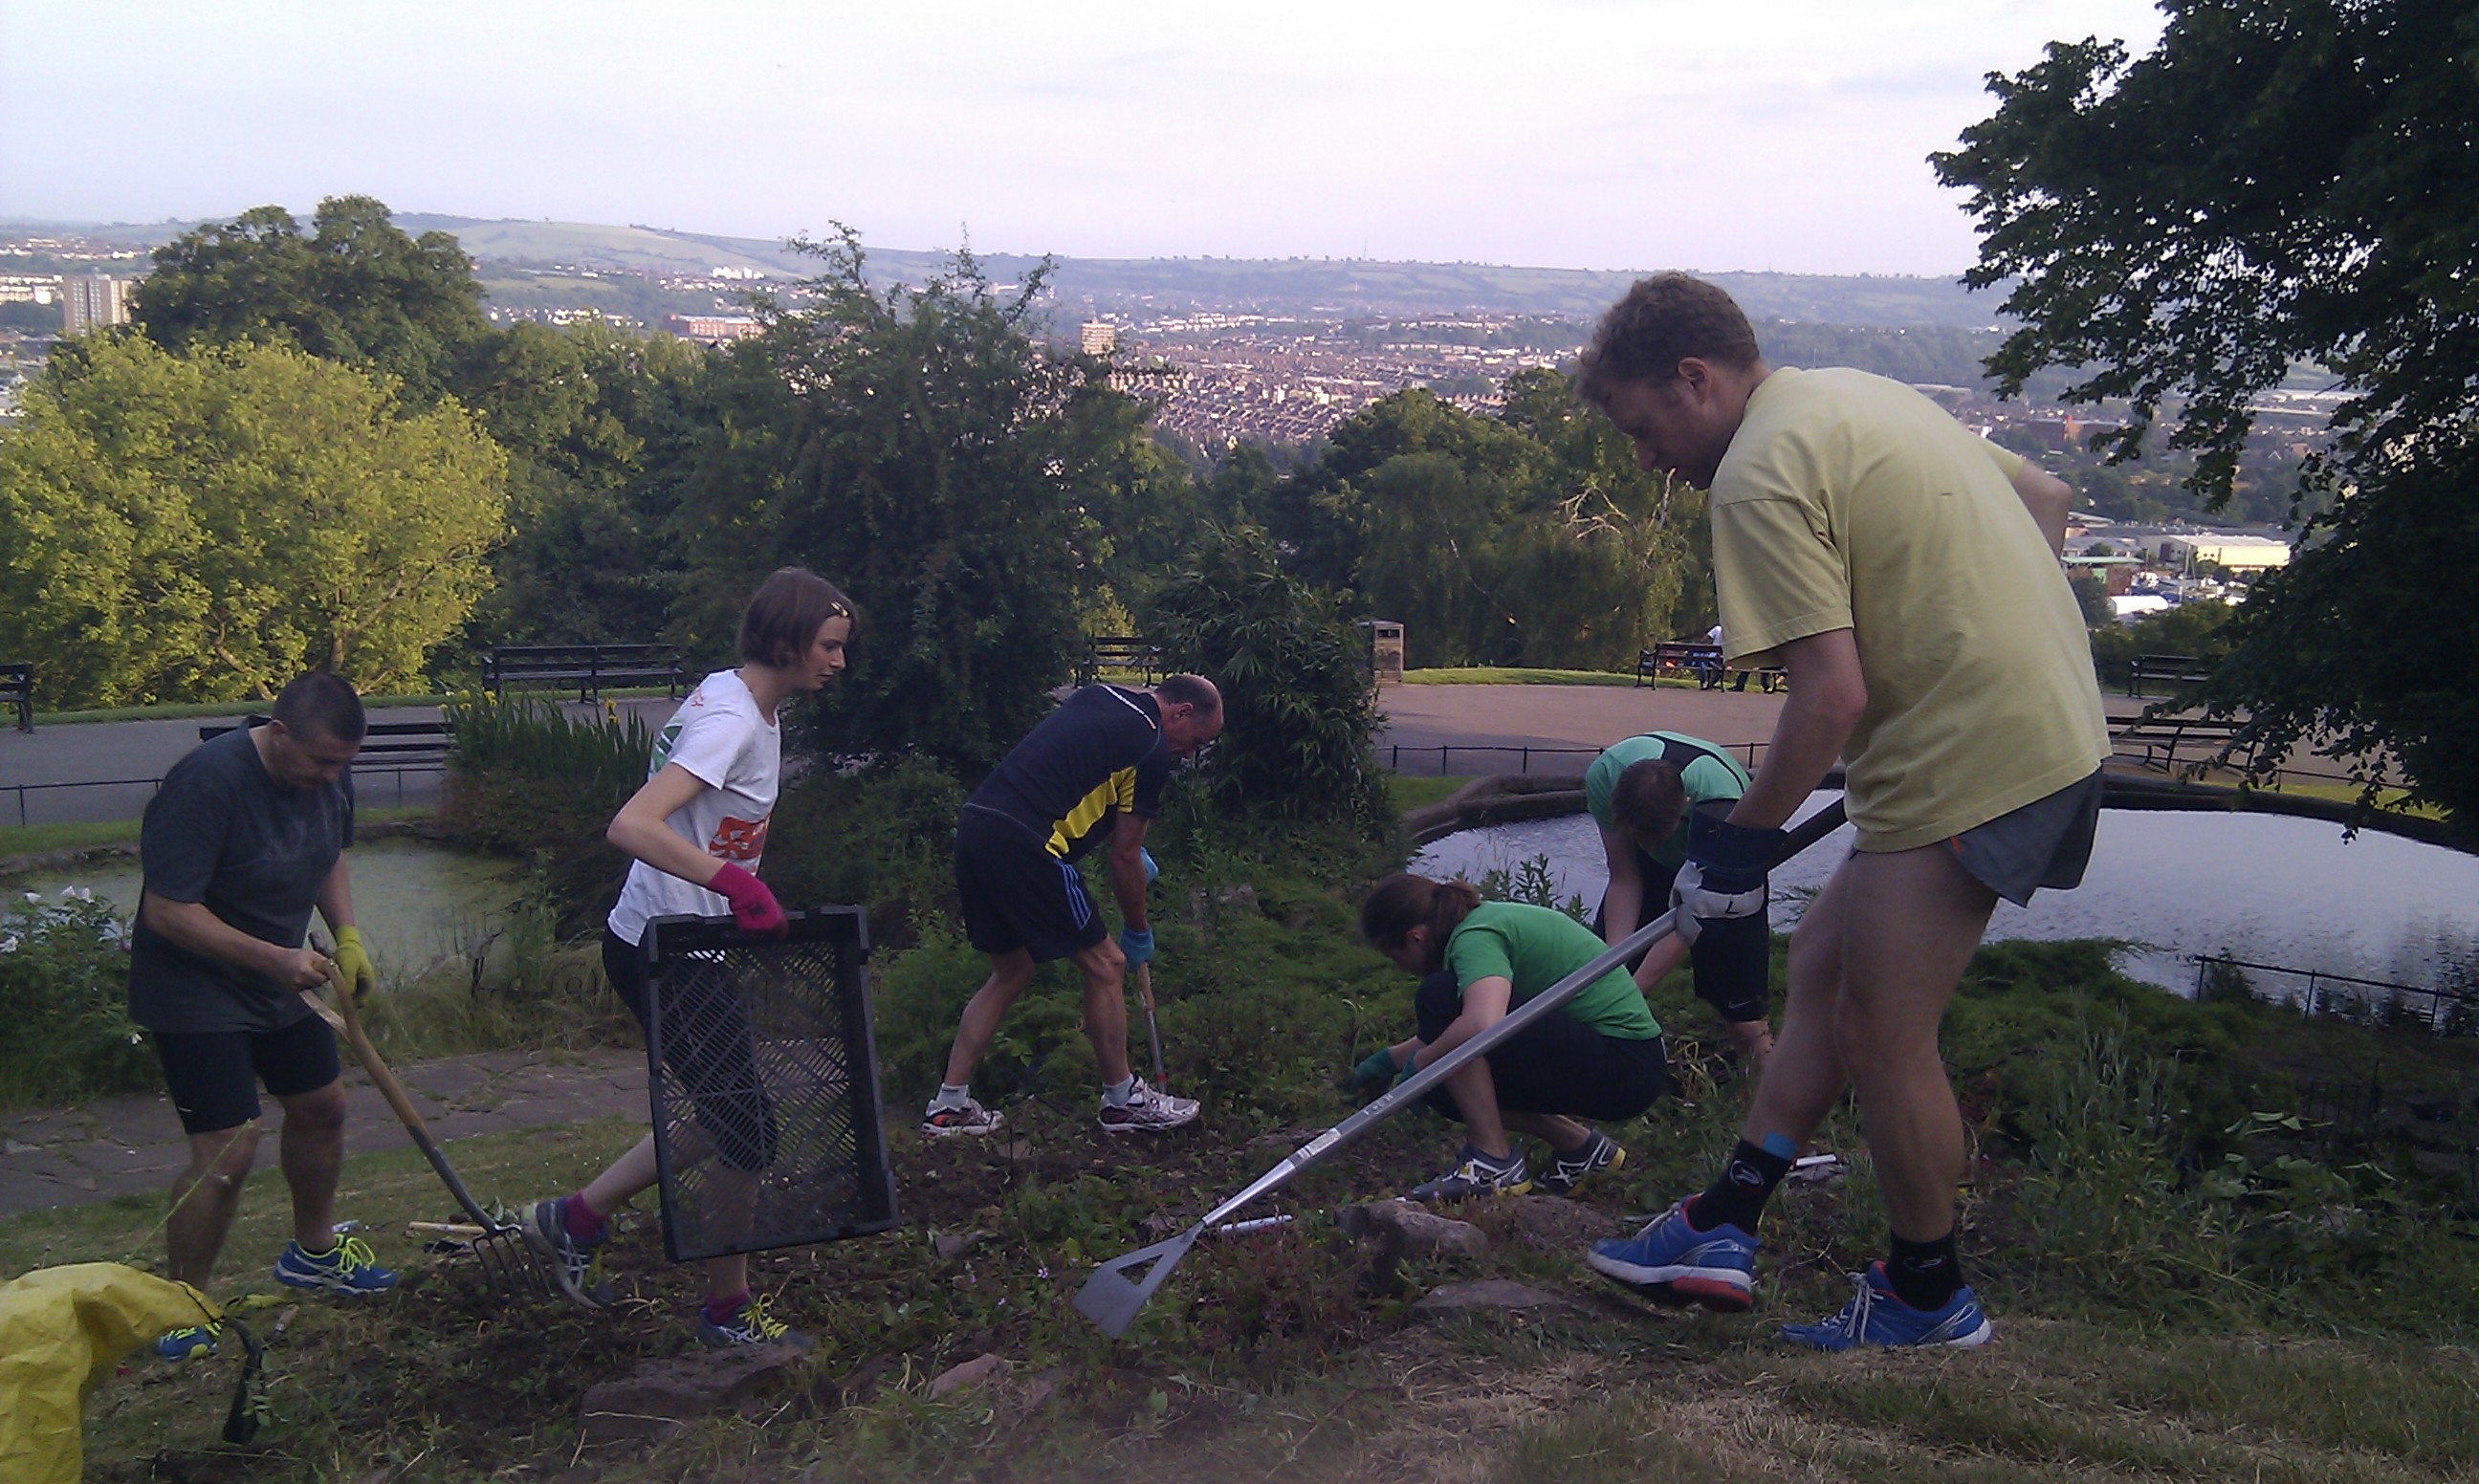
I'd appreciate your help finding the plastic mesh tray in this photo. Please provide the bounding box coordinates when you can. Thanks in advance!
[641,906,899,1261]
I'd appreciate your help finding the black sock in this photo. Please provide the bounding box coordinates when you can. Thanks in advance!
[1685,1139,1793,1233]
[1886,1232,1962,1310]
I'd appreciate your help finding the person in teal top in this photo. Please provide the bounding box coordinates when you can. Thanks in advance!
[1585,732,1776,1071]
[1355,875,1667,1201]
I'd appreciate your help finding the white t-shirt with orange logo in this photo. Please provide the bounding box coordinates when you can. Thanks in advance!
[605,669,782,948]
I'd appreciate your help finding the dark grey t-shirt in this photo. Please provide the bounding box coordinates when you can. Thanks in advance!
[128,727,355,1034]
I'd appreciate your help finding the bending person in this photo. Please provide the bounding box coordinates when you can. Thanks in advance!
[1586,731,1773,1072]
[523,567,853,1349]
[1354,875,1665,1202]
[924,676,1222,1137]
[134,671,396,1363]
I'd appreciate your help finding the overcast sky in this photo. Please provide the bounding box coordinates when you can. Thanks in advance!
[1,1,2165,276]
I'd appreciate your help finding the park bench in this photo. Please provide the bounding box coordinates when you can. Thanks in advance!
[2113,714,2254,775]
[1080,636,1162,686]
[2127,652,2213,697]
[481,644,685,704]
[200,717,453,773]
[1636,642,1722,687]
[1,663,29,731]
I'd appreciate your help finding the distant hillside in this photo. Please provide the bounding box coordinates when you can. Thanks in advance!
[11,210,2001,329]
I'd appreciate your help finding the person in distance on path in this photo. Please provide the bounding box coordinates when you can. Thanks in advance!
[1585,731,1775,1073]
[521,566,853,1349]
[1355,875,1666,1201]
[1576,273,2105,1351]
[133,670,396,1363]
[923,675,1222,1138]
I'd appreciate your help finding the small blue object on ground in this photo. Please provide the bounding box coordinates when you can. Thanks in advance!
[154,1322,219,1363]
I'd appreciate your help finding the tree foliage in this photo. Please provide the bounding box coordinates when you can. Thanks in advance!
[1148,523,1385,826]
[131,196,491,407]
[0,338,507,706]
[1933,0,2479,822]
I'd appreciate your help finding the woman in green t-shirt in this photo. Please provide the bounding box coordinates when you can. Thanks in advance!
[1356,874,1668,1202]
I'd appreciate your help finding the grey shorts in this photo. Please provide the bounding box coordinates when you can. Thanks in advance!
[1945,768,2103,906]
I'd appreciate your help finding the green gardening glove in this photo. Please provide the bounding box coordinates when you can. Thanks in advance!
[332,927,378,1006]
[1350,1048,1398,1091]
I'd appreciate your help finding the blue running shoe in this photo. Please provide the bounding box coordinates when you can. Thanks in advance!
[155,1322,220,1363]
[695,1294,810,1351]
[274,1235,397,1296]
[1586,1199,1758,1311]
[1780,1262,1993,1351]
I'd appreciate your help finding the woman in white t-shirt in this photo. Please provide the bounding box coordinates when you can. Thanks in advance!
[522,567,853,1349]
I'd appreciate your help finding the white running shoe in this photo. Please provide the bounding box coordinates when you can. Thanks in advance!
[1097,1076,1200,1134]
[922,1097,1005,1137]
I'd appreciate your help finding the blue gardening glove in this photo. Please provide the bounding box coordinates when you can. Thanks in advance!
[1670,804,1779,948]
[1350,1048,1398,1091]
[1118,925,1154,967]
[1141,848,1158,886]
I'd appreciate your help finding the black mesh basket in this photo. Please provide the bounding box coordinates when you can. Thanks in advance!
[641,906,899,1262]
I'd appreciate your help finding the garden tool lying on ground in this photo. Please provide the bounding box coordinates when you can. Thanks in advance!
[300,951,561,1300]
[1074,797,1851,1338]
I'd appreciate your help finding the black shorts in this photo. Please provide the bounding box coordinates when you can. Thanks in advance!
[1945,768,2104,906]
[954,806,1108,963]
[1413,971,1666,1124]
[603,929,778,1172]
[1591,844,1773,1026]
[152,1015,341,1135]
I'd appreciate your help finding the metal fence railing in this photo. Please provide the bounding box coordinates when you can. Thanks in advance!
[6,763,445,829]
[2189,951,2479,1035]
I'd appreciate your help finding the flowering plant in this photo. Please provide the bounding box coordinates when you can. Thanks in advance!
[0,888,152,1105]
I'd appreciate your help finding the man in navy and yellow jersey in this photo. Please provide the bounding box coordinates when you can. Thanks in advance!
[924,675,1223,1137]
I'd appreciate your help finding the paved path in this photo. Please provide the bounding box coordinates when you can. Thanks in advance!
[0,1047,647,1220]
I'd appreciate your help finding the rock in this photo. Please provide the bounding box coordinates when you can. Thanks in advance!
[928,1352,1010,1398]
[1507,1193,1620,1254]
[577,1342,803,1446]
[1216,884,1260,914]
[1018,1364,1071,1411]
[932,1228,991,1260]
[1335,1199,1487,1258]
[1412,1279,1577,1319]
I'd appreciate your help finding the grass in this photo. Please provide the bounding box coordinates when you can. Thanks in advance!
[1400,666,1652,687]
[1385,774,1478,814]
[0,807,437,868]
[2249,775,2450,820]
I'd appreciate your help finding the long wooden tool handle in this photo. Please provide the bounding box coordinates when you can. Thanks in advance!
[302,960,503,1231]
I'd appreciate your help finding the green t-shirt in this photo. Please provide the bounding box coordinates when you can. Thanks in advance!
[1583,732,1754,870]
[1443,901,1660,1041]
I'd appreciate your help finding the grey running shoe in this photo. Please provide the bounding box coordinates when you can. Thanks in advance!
[922,1097,1005,1137]
[1097,1077,1200,1133]
[1534,1129,1627,1195]
[520,1197,605,1308]
[1410,1144,1532,1202]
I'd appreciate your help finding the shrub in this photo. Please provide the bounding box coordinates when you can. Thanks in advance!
[440,691,651,935]
[0,889,153,1106]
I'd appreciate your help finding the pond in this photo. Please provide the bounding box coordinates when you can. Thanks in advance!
[1413,795,2479,998]
[4,838,533,985]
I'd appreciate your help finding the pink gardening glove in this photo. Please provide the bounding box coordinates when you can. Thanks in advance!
[707,862,787,937]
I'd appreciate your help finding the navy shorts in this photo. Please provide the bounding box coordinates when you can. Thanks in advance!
[603,929,778,1172]
[954,806,1108,963]
[1946,768,2104,906]
[1591,844,1772,1026]
[152,1015,341,1135]
[1412,971,1666,1124]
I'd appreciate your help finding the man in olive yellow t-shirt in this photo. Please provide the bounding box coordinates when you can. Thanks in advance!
[1572,273,2109,1352]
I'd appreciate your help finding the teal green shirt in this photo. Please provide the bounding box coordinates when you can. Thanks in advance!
[1444,901,1660,1041]
[1583,732,1754,871]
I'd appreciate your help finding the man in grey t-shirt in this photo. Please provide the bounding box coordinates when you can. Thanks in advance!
[134,671,397,1362]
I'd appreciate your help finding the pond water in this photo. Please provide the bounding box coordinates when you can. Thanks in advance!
[1413,795,2479,996]
[4,838,532,984]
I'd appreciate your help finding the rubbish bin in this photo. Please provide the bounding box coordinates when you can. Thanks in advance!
[1361,620,1405,686]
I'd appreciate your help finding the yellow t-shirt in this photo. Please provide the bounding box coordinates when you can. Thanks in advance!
[1709,367,2109,852]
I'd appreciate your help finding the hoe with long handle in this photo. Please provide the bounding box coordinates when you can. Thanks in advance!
[1072,798,1849,1338]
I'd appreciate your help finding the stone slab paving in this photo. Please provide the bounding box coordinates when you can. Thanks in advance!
[0,1047,647,1219]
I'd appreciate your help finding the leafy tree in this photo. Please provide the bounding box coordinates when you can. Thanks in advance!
[1933,0,2479,822]
[1147,522,1385,826]
[131,196,490,406]
[0,338,507,705]
[696,232,1146,775]
[2069,569,2114,628]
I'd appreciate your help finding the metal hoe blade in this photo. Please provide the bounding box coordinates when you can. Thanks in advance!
[1072,1221,1204,1337]
[1070,797,1849,1337]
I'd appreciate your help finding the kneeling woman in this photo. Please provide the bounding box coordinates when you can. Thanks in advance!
[1356,875,1666,1201]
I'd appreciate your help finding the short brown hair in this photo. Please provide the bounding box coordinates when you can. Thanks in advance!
[1359,873,1481,974]
[1576,273,1763,408]
[737,568,853,667]
[1610,758,1688,849]
[271,670,365,744]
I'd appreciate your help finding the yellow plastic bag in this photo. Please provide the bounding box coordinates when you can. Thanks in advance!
[0,1262,224,1484]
